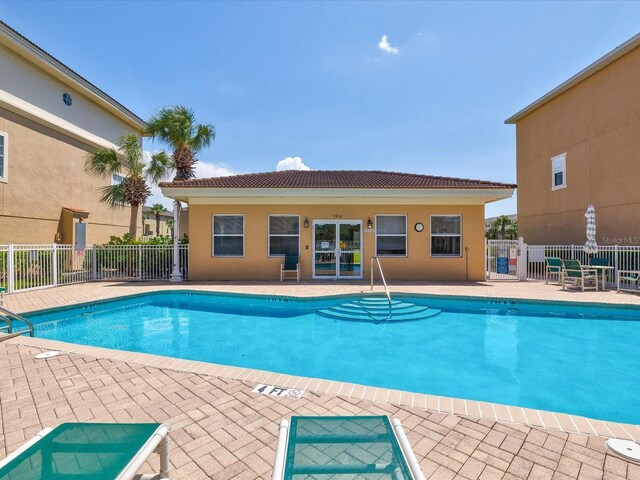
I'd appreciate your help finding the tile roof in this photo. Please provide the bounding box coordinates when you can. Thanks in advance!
[62,207,90,215]
[160,170,516,190]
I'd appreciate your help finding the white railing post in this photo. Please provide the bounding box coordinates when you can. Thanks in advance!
[52,243,58,287]
[170,201,183,282]
[7,243,14,294]
[614,244,620,287]
[138,244,143,281]
[484,237,488,281]
[518,237,527,281]
[92,245,97,280]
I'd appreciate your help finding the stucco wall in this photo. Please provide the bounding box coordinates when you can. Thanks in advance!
[516,45,640,246]
[0,46,133,147]
[0,107,138,244]
[187,203,485,281]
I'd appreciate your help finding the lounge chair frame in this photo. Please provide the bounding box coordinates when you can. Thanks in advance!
[0,423,171,480]
[617,270,640,293]
[544,257,564,285]
[272,417,425,480]
[562,259,598,292]
[280,254,300,283]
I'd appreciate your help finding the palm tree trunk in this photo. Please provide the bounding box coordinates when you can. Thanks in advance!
[156,213,160,236]
[129,204,140,238]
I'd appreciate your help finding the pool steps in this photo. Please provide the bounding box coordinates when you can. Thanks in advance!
[316,296,442,322]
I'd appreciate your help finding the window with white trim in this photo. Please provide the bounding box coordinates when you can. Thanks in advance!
[431,215,462,257]
[376,215,407,256]
[212,215,244,257]
[551,153,566,190]
[112,173,124,185]
[0,131,7,182]
[268,215,299,257]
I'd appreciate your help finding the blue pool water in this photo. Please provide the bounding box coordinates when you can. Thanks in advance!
[25,291,640,424]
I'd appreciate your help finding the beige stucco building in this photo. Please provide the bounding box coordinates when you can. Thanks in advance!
[507,33,640,245]
[161,170,515,282]
[0,21,146,245]
[142,206,173,238]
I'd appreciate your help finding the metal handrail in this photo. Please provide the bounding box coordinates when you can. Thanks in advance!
[0,305,34,337]
[370,257,392,320]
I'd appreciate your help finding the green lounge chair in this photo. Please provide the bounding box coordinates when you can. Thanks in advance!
[281,254,300,283]
[590,257,610,267]
[272,416,426,480]
[545,257,564,284]
[562,259,598,291]
[0,423,170,480]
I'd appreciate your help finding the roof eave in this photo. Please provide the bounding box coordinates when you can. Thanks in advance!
[160,186,516,205]
[505,32,640,125]
[0,22,146,131]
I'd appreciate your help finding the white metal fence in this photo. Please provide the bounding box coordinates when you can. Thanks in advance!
[525,244,640,285]
[0,244,189,293]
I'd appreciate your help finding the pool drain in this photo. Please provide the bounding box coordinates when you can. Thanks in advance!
[606,439,640,462]
[34,351,60,360]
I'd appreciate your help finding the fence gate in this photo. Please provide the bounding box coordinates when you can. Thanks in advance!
[486,239,521,281]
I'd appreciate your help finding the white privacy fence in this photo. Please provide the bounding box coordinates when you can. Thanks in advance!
[0,244,189,293]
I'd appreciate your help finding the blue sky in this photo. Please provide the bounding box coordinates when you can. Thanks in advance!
[2,1,640,216]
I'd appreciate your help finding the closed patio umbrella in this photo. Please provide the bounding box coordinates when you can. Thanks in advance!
[583,205,598,254]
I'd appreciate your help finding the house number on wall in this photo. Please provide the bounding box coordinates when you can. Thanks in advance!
[333,214,343,219]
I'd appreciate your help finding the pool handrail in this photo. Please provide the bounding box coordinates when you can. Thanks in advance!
[370,257,392,320]
[0,305,34,337]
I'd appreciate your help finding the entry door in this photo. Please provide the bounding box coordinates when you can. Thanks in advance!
[313,221,362,279]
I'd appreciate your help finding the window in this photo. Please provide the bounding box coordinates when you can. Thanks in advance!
[376,215,407,256]
[0,131,7,182]
[551,153,566,190]
[212,215,244,257]
[431,215,462,257]
[268,215,300,257]
[112,173,124,185]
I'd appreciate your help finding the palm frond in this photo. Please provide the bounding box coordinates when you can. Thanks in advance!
[145,151,173,184]
[98,184,127,207]
[148,203,167,214]
[86,148,121,177]
[190,123,215,152]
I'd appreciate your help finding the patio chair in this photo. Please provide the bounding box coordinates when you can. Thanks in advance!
[618,270,640,293]
[0,286,4,305]
[272,415,426,480]
[590,257,610,267]
[0,422,170,480]
[281,254,300,283]
[562,259,598,291]
[545,257,564,284]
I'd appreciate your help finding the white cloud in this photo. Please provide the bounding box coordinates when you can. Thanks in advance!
[378,35,399,55]
[276,156,311,171]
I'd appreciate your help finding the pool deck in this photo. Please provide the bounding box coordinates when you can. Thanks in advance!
[2,280,640,479]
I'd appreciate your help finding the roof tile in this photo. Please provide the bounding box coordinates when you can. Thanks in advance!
[159,170,516,190]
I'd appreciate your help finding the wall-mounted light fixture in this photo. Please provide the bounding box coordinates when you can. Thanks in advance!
[303,218,309,229]
[367,218,373,230]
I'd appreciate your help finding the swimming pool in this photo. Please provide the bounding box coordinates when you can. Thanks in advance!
[24,291,640,424]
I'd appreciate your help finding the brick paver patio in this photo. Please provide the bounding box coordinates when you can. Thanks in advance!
[1,341,638,480]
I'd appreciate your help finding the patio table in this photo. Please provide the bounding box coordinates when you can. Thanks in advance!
[589,265,615,291]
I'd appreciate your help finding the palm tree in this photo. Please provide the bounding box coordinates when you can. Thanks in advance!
[494,215,512,239]
[506,220,518,240]
[166,219,174,238]
[148,203,167,237]
[86,133,172,237]
[145,106,215,181]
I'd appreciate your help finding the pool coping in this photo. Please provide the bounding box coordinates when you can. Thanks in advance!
[8,333,640,443]
[14,286,640,317]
